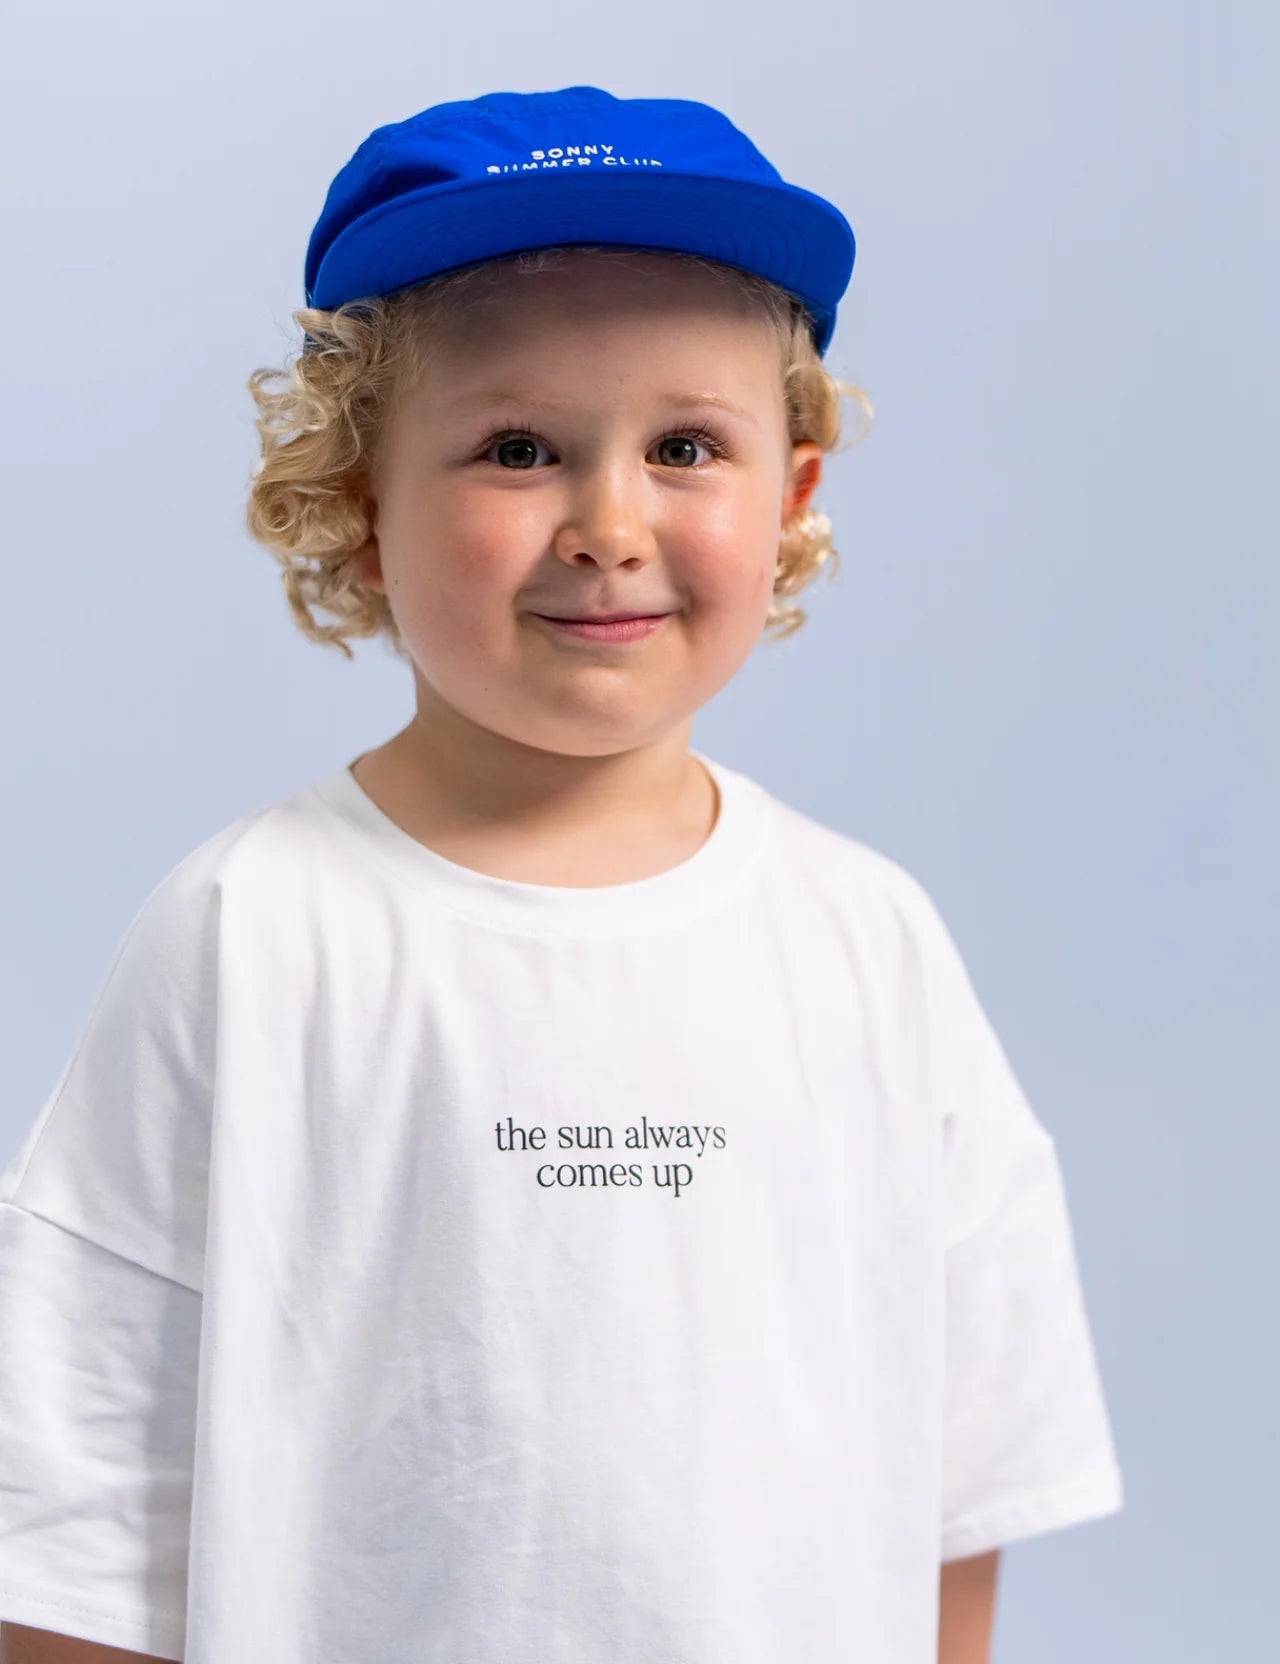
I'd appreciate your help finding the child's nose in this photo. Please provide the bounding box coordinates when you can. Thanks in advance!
[553,462,658,566]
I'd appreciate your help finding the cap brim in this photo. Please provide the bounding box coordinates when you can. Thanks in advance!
[306,169,855,356]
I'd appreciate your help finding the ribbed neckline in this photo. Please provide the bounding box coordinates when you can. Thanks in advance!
[305,748,769,935]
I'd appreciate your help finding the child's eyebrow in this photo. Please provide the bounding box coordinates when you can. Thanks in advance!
[445,389,759,425]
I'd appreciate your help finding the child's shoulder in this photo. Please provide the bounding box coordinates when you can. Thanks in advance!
[755,773,948,938]
[111,773,335,961]
[129,789,286,911]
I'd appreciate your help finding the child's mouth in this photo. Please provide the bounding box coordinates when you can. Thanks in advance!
[534,615,671,643]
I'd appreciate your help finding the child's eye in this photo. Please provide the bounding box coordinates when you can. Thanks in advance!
[472,423,730,471]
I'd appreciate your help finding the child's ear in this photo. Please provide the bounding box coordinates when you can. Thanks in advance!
[783,442,824,527]
[351,484,386,594]
[351,532,386,596]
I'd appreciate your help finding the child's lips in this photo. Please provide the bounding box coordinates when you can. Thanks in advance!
[534,614,672,643]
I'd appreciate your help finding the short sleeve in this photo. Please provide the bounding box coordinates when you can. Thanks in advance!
[0,826,239,1656]
[899,874,1126,1561]
[0,1213,198,1657]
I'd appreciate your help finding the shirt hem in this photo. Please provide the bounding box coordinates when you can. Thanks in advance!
[0,1578,186,1659]
[939,1465,1125,1561]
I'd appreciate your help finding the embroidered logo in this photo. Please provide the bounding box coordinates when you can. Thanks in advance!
[485,143,665,176]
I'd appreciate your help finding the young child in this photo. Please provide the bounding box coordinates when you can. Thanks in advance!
[0,85,1124,1664]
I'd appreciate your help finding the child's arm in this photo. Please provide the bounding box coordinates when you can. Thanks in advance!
[937,1548,1000,1664]
[0,1622,175,1663]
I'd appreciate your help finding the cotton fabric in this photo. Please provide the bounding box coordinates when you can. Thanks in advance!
[0,750,1124,1661]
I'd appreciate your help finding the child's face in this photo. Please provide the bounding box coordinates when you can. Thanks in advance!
[355,251,823,762]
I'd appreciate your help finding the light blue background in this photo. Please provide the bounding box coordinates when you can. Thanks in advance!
[2,4,1275,1658]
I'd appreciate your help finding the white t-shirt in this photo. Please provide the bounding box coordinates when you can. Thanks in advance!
[0,750,1124,1663]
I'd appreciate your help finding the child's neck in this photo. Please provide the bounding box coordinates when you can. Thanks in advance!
[347,736,719,888]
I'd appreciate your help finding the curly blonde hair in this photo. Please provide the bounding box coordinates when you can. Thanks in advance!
[245,245,873,664]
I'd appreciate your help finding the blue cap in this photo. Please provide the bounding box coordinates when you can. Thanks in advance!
[303,85,857,358]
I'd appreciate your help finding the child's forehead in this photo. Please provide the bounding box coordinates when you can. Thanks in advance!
[402,330,783,426]
[435,377,767,424]
[391,250,789,412]
[435,255,770,332]
[416,262,780,370]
